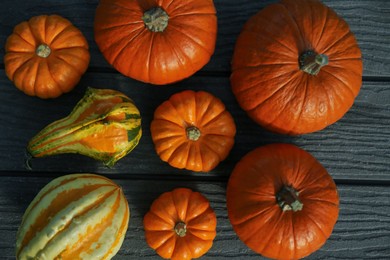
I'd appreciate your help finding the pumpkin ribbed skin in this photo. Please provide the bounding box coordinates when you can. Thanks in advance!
[94,0,217,85]
[144,188,217,260]
[150,90,236,172]
[231,0,362,135]
[226,144,339,259]
[27,87,142,167]
[16,174,129,260]
[5,15,90,99]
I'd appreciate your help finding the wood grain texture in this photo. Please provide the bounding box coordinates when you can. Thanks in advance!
[0,1,389,259]
[0,0,388,76]
[0,71,388,181]
[0,176,389,259]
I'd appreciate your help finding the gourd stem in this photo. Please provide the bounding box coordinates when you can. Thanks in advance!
[186,126,201,141]
[174,222,187,237]
[299,50,328,76]
[36,44,51,58]
[276,185,303,212]
[142,7,169,32]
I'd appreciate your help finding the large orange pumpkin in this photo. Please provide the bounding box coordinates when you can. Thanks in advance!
[226,143,339,259]
[150,90,236,172]
[144,188,217,260]
[4,15,90,99]
[16,174,129,260]
[94,0,217,85]
[231,0,362,135]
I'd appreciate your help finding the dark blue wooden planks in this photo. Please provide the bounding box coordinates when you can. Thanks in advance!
[0,71,388,181]
[0,0,389,259]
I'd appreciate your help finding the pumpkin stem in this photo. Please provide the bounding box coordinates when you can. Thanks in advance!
[174,222,187,237]
[36,44,51,58]
[276,186,303,212]
[142,7,169,32]
[24,149,33,171]
[299,50,328,76]
[186,126,201,141]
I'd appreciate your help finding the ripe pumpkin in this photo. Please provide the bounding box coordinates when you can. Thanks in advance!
[94,0,217,85]
[16,173,129,260]
[231,0,363,135]
[150,90,236,172]
[4,15,90,99]
[226,143,339,259]
[144,188,217,260]
[27,87,142,167]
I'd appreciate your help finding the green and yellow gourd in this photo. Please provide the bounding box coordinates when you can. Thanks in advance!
[27,87,142,167]
[16,173,130,260]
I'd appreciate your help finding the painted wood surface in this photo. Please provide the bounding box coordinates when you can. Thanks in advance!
[0,0,389,259]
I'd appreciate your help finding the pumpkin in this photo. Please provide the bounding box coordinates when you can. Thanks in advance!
[226,143,339,259]
[27,87,142,167]
[4,15,90,99]
[144,188,217,260]
[94,0,217,85]
[230,0,362,135]
[150,90,236,172]
[16,173,129,260]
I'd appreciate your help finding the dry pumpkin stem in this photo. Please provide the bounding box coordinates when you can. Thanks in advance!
[142,7,169,32]
[186,126,201,141]
[276,185,303,212]
[35,44,51,58]
[174,222,187,237]
[24,149,33,171]
[299,50,329,76]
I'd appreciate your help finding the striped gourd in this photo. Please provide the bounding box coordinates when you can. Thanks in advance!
[27,87,142,167]
[16,173,130,260]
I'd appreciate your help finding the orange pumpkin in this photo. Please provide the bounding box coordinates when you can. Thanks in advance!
[150,90,236,172]
[226,143,339,259]
[144,188,217,260]
[94,0,217,85]
[231,0,363,135]
[4,15,90,99]
[16,174,129,260]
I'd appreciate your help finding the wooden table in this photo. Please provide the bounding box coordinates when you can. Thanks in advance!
[1,0,389,259]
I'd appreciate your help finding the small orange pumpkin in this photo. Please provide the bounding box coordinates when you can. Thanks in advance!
[231,0,362,135]
[94,0,217,85]
[227,143,339,259]
[4,15,90,99]
[144,188,217,260]
[150,90,236,172]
